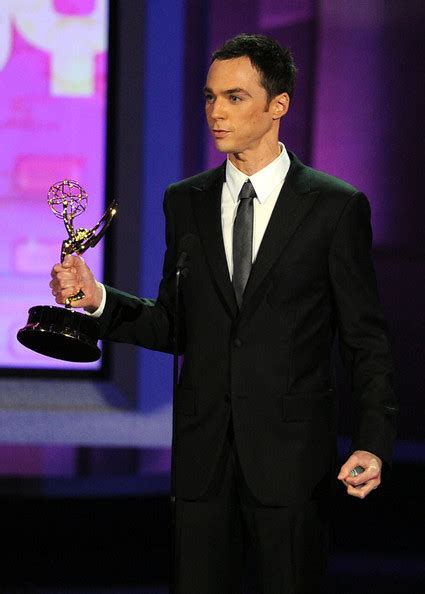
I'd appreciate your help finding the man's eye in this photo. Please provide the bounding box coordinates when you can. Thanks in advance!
[230,95,241,103]
[205,94,214,103]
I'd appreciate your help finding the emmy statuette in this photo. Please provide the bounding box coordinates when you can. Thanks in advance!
[17,180,117,362]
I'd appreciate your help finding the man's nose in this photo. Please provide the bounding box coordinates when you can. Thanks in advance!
[209,98,226,120]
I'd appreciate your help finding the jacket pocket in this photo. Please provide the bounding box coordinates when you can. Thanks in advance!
[176,386,197,416]
[282,389,334,422]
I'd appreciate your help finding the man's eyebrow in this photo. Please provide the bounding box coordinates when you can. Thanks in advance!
[203,86,251,96]
[224,87,250,96]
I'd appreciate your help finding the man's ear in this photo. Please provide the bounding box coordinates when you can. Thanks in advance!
[271,92,290,120]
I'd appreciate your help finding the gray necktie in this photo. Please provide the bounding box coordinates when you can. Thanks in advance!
[232,179,256,308]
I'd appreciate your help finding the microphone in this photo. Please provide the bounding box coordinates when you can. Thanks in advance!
[171,234,196,531]
[176,234,196,278]
[176,251,188,272]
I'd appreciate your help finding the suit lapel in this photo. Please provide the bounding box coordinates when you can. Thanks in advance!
[191,165,239,318]
[190,154,318,320]
[241,155,318,312]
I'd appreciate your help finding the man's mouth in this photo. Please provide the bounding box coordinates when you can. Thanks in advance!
[211,129,230,138]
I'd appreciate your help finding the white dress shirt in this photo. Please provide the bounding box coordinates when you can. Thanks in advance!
[222,143,290,279]
[90,143,290,317]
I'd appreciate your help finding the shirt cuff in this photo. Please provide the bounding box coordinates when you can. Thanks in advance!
[85,282,106,318]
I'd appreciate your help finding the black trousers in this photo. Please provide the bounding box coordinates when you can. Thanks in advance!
[174,427,329,594]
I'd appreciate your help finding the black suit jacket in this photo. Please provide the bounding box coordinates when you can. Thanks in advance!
[98,152,397,506]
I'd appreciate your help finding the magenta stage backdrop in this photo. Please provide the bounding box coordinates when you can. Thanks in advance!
[0,0,108,370]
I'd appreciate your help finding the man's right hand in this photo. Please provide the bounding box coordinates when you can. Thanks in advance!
[49,254,103,313]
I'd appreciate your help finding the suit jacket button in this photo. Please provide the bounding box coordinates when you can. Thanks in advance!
[233,337,242,348]
[224,393,230,403]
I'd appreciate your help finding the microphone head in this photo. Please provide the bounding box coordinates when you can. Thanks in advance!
[176,251,187,270]
[175,234,197,273]
[176,234,197,267]
[178,233,197,253]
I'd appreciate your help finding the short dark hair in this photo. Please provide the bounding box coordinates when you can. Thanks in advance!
[212,34,297,102]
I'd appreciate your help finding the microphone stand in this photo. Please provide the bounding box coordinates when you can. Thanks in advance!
[169,254,187,594]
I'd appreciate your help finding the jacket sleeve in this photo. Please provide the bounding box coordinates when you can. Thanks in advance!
[96,188,182,354]
[329,191,398,467]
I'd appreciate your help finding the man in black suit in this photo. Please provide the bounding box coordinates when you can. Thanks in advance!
[50,34,397,594]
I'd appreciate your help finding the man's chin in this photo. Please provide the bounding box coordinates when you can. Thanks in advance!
[212,138,234,153]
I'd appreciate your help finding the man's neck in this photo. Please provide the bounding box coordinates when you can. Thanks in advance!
[228,143,282,176]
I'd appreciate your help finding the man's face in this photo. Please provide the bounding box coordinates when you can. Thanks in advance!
[204,56,280,156]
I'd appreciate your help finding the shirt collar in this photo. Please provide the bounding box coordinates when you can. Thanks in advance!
[225,142,290,204]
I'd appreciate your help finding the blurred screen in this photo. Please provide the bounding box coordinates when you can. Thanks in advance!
[0,0,109,370]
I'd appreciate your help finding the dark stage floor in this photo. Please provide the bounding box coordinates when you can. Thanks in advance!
[0,462,423,594]
[3,568,425,594]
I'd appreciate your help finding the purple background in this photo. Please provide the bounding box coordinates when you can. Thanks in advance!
[0,0,424,486]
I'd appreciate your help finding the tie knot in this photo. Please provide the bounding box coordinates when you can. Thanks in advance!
[238,179,256,201]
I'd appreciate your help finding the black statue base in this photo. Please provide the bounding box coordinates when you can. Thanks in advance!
[17,305,101,362]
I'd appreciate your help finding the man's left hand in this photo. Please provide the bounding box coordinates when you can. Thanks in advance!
[338,450,382,499]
